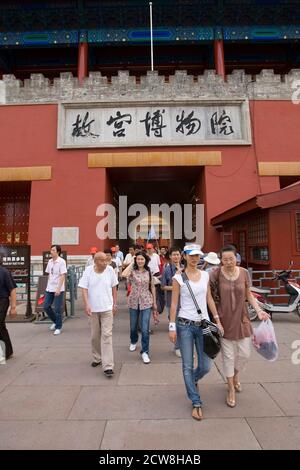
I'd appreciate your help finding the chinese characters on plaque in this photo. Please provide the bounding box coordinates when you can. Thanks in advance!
[58,102,251,148]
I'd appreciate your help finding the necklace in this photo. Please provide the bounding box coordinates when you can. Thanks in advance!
[222,267,239,281]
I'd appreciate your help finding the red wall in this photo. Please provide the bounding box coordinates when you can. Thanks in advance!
[203,100,300,252]
[203,144,260,251]
[0,105,108,255]
[0,101,299,256]
[251,101,300,163]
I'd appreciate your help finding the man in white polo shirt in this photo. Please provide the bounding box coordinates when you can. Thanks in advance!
[146,243,161,276]
[44,245,67,335]
[79,251,118,378]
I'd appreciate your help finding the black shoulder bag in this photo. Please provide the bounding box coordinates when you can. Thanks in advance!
[181,272,221,360]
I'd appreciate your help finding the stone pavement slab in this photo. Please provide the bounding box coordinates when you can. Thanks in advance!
[0,420,105,450]
[283,321,300,334]
[196,384,284,419]
[23,328,91,347]
[22,346,93,365]
[0,344,34,392]
[10,363,123,386]
[68,383,283,421]
[69,385,191,421]
[0,385,81,420]
[118,362,224,386]
[247,417,300,450]
[261,382,300,416]
[238,359,300,383]
[100,418,261,450]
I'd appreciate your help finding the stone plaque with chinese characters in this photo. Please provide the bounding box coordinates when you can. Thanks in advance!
[57,100,251,148]
[52,227,79,245]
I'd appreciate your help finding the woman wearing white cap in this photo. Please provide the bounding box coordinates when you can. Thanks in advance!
[202,252,220,273]
[168,244,223,421]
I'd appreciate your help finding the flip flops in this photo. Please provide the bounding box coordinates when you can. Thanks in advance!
[192,406,203,421]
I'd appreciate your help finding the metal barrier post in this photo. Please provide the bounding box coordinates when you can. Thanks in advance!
[67,266,76,317]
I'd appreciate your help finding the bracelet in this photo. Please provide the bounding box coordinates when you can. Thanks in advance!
[213,315,220,320]
[169,322,176,332]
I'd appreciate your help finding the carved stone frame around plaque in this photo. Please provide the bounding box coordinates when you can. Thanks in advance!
[57,99,252,149]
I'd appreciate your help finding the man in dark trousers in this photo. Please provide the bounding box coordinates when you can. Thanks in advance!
[0,261,17,359]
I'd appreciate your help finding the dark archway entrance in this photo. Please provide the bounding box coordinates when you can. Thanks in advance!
[107,166,203,252]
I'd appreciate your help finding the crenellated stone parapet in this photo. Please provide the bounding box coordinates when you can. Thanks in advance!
[1,68,300,104]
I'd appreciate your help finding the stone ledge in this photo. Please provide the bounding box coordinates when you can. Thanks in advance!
[1,68,300,104]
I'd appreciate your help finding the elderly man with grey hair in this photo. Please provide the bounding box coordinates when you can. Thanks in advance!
[79,251,118,378]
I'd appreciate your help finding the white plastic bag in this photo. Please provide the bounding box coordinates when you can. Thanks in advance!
[252,319,279,361]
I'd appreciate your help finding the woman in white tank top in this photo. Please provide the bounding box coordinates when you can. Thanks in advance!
[168,244,223,421]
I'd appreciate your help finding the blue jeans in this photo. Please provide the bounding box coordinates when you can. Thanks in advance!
[177,322,212,407]
[44,291,64,330]
[168,307,180,350]
[129,307,152,354]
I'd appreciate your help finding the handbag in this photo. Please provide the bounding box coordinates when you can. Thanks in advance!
[155,284,165,314]
[200,319,222,360]
[181,272,221,359]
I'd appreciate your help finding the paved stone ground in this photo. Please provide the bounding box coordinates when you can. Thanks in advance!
[1,283,300,450]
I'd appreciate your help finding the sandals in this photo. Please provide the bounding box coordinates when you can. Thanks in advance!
[226,389,236,408]
[234,382,242,393]
[192,406,203,421]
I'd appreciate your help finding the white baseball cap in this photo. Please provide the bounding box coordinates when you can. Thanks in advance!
[183,244,203,255]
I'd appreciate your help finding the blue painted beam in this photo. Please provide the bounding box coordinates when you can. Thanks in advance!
[0,30,79,46]
[88,27,214,44]
[223,26,300,41]
[1,26,300,47]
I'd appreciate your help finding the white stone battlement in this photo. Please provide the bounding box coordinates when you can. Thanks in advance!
[0,68,299,104]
